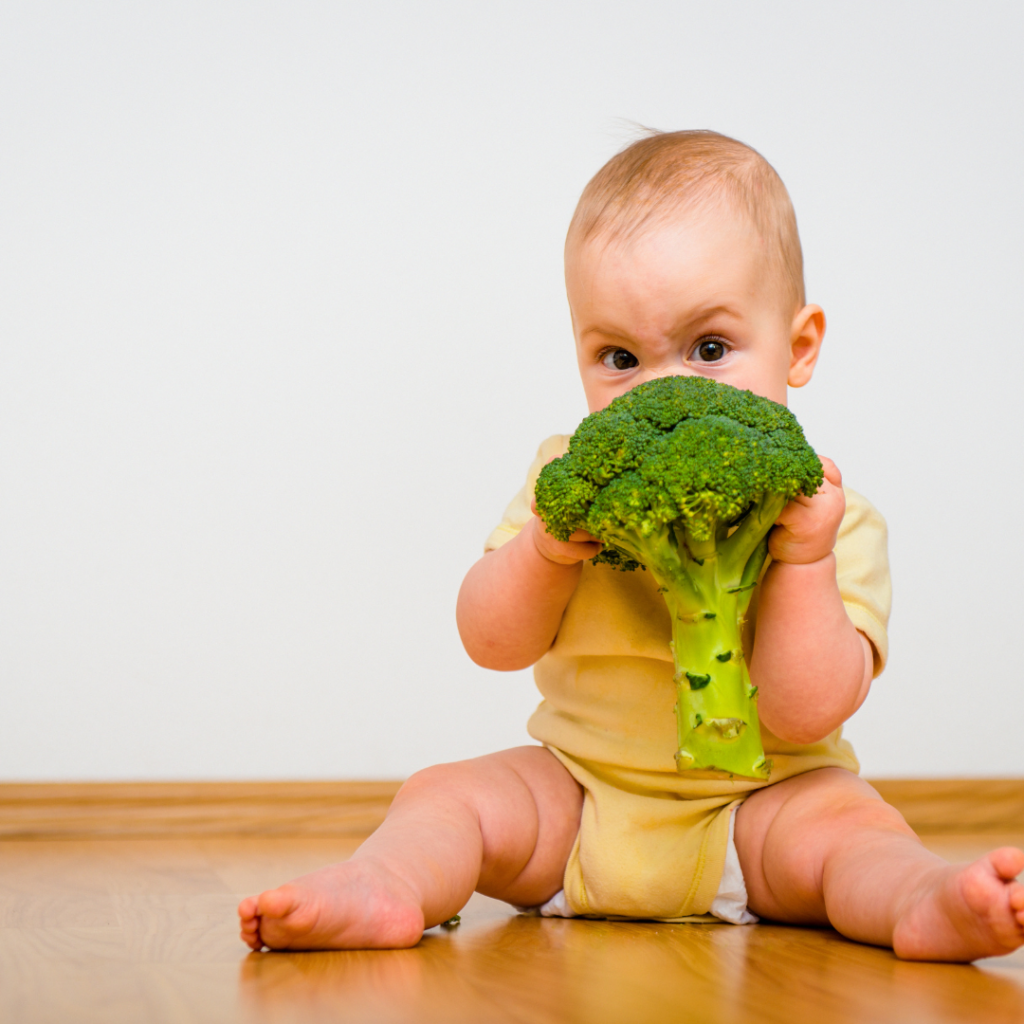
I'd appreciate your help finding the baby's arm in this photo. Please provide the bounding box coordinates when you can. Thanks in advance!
[751,458,874,744]
[457,516,600,670]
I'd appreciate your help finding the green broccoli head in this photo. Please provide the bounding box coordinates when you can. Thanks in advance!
[535,375,822,570]
[533,374,824,780]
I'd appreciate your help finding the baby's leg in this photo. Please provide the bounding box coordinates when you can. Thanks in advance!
[237,745,582,951]
[735,767,1024,961]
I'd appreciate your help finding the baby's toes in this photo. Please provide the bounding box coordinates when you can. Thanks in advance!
[1011,882,1024,922]
[989,847,1024,881]
[978,875,1024,948]
[238,896,258,922]
[961,862,1004,916]
[258,885,302,921]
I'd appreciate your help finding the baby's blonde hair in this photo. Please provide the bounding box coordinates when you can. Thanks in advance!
[566,130,805,312]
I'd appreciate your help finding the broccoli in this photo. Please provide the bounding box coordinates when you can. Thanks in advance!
[534,375,823,780]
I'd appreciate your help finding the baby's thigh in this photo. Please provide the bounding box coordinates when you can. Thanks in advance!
[734,768,911,921]
[401,745,583,904]
[474,745,584,864]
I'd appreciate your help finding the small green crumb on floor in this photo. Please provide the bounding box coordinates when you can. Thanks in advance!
[441,915,461,928]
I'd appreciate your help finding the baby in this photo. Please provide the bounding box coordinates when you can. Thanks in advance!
[239,131,1024,961]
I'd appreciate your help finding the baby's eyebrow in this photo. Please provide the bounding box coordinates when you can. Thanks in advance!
[578,325,633,346]
[675,304,740,330]
[577,305,743,349]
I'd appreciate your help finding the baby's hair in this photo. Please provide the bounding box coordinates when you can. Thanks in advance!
[566,129,805,312]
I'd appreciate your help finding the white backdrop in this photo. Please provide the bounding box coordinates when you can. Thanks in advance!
[1,2,1021,780]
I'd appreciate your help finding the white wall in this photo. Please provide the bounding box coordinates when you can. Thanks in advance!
[0,2,1021,780]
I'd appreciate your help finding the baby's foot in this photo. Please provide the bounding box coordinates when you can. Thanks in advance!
[892,847,1024,961]
[238,858,426,951]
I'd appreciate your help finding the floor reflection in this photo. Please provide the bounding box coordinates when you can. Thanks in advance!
[238,897,1024,1024]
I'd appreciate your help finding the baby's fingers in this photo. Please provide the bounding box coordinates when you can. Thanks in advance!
[774,498,812,526]
[777,457,841,514]
[529,516,602,565]
[541,536,603,565]
[819,456,842,489]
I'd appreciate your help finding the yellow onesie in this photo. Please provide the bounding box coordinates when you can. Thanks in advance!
[486,435,892,922]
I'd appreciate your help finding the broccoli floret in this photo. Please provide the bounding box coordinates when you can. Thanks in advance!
[534,375,823,780]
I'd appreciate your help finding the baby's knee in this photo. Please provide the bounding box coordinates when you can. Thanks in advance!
[760,771,915,867]
[814,781,914,839]
[782,769,905,825]
[391,755,532,818]
[393,761,473,805]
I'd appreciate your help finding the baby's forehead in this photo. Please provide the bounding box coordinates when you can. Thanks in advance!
[566,191,797,320]
[565,203,799,333]
[567,196,759,274]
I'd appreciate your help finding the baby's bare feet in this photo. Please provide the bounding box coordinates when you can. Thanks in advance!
[892,847,1024,961]
[238,858,426,951]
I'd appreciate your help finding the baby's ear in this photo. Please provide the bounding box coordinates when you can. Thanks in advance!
[788,304,826,388]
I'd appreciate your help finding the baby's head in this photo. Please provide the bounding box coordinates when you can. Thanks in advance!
[565,130,824,413]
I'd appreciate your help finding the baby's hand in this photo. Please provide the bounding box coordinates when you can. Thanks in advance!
[769,457,845,565]
[529,498,603,566]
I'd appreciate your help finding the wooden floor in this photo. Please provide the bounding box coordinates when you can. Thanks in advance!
[1,833,1023,1024]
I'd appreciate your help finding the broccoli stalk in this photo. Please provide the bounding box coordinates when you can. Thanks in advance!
[614,493,785,778]
[534,376,822,781]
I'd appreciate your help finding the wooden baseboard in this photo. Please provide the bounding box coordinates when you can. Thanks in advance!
[0,778,1020,840]
[868,779,1024,835]
[0,781,403,840]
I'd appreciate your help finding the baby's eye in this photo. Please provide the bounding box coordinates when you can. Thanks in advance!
[602,348,639,371]
[693,336,727,363]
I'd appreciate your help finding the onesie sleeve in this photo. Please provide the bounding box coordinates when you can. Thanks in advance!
[836,487,892,678]
[484,435,572,552]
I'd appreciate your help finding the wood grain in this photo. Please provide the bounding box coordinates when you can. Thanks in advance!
[0,834,1021,1024]
[0,778,1021,840]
